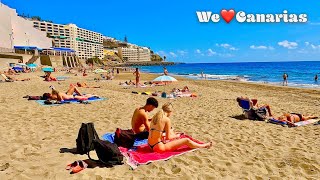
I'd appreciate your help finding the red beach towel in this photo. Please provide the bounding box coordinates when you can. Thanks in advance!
[119,134,203,169]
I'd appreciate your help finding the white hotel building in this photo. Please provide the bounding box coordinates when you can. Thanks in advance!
[0,3,51,52]
[118,47,151,62]
[32,21,104,59]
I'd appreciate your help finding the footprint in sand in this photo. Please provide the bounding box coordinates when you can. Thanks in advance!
[0,163,9,171]
[189,155,203,164]
[171,165,181,174]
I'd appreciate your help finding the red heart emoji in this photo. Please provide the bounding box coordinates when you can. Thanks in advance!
[220,9,235,23]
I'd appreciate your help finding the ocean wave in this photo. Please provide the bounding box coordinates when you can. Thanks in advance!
[174,73,250,81]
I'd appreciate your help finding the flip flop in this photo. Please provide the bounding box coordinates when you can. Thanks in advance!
[71,160,88,174]
[66,161,78,170]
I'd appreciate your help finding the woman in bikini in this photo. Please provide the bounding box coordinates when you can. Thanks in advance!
[277,113,317,123]
[49,84,96,101]
[148,102,212,153]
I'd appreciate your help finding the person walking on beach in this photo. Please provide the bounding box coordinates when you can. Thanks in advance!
[163,67,168,76]
[201,71,204,78]
[133,68,140,87]
[283,73,288,86]
[315,74,318,82]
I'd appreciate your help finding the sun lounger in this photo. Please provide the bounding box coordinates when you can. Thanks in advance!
[237,99,265,120]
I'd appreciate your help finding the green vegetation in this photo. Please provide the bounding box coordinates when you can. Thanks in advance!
[86,56,103,65]
[151,54,163,61]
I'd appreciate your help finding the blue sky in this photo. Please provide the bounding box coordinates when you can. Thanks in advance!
[3,0,320,63]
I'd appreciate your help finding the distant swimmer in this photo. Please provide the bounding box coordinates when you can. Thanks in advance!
[315,74,318,82]
[283,73,288,86]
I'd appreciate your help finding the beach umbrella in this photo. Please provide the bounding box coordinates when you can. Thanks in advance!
[152,75,178,94]
[42,67,54,72]
[27,63,37,68]
[93,68,108,73]
[152,75,178,83]
[16,63,27,66]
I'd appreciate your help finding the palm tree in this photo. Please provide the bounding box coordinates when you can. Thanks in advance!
[163,56,166,62]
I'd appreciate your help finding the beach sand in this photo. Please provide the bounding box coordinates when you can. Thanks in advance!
[0,71,319,179]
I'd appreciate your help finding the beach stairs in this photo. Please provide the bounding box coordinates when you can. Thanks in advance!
[26,55,39,64]
[39,55,82,68]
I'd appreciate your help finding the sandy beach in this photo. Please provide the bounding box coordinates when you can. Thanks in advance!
[0,71,319,179]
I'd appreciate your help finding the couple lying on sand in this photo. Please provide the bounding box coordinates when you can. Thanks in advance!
[43,84,98,101]
[127,97,212,153]
[237,97,317,124]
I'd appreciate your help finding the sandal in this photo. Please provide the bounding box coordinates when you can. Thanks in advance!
[71,160,88,174]
[66,161,78,170]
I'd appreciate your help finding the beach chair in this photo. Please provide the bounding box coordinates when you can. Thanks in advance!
[1,74,14,82]
[238,99,267,121]
[238,99,256,120]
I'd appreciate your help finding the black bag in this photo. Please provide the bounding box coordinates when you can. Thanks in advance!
[254,108,267,121]
[114,129,135,148]
[76,123,99,154]
[88,139,123,166]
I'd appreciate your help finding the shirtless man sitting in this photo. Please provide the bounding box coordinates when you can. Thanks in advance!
[43,84,97,101]
[131,97,159,139]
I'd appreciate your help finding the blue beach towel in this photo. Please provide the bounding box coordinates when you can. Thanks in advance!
[102,133,148,147]
[56,76,69,81]
[35,97,107,106]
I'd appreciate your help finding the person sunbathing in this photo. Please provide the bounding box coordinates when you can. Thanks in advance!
[76,82,100,88]
[44,72,57,81]
[7,68,17,75]
[83,69,88,76]
[1,74,30,82]
[43,84,97,101]
[236,97,273,116]
[276,113,317,123]
[148,102,213,153]
[181,86,190,92]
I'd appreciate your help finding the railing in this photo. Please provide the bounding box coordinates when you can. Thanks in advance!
[0,47,14,53]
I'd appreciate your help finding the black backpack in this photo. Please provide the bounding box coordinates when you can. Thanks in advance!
[76,123,99,154]
[88,139,124,167]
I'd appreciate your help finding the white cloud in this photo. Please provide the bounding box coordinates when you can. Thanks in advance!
[216,43,238,50]
[278,40,298,49]
[169,52,177,58]
[250,45,274,50]
[311,44,320,49]
[207,49,217,56]
[218,43,231,48]
[195,49,201,54]
[304,42,320,49]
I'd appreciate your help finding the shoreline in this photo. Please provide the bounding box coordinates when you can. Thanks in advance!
[138,71,320,91]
